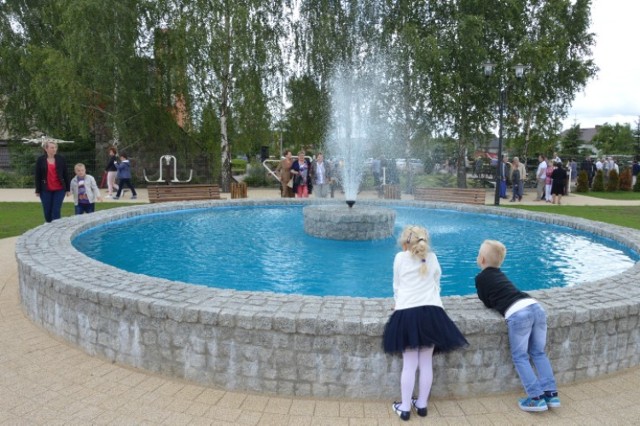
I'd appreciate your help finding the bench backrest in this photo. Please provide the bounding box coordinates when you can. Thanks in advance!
[148,184,222,203]
[413,187,486,205]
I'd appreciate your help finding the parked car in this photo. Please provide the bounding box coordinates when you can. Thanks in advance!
[395,158,407,170]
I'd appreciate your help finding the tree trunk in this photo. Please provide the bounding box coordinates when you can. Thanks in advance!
[456,136,467,188]
[219,81,232,192]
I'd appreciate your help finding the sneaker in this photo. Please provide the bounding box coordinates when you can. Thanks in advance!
[391,402,410,421]
[543,391,561,408]
[131,195,137,200]
[518,397,548,412]
[105,194,112,199]
[411,397,427,417]
[112,196,119,200]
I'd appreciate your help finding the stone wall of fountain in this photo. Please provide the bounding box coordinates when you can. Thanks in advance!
[303,204,395,240]
[15,199,640,399]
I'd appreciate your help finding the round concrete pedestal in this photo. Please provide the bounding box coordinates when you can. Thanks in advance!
[303,204,396,240]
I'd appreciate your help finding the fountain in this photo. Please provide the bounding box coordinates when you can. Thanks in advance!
[303,67,396,240]
[14,63,640,401]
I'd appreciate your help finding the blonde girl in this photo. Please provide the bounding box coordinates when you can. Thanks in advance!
[382,225,468,421]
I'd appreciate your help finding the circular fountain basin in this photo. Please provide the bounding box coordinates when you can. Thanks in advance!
[303,204,395,240]
[15,199,640,399]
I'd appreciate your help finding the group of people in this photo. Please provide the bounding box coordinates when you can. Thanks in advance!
[580,155,632,189]
[276,150,334,198]
[35,141,136,223]
[384,225,560,420]
[534,154,569,204]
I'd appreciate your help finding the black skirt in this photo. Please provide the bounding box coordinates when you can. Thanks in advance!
[382,305,468,355]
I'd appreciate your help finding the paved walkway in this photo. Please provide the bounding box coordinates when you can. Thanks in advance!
[1,188,640,424]
[2,186,640,205]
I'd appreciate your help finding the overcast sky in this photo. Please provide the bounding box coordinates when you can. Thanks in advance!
[563,0,640,130]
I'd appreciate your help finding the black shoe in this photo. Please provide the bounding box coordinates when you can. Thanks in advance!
[392,402,410,421]
[411,397,428,417]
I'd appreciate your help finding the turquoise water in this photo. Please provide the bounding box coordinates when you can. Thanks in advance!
[73,205,639,297]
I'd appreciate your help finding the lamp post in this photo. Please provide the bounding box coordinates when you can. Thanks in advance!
[483,62,527,206]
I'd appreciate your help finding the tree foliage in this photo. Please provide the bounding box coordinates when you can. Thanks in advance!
[591,123,636,155]
[560,123,583,159]
[283,75,330,153]
[0,0,600,189]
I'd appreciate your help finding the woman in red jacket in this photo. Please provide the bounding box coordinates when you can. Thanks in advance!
[35,140,70,222]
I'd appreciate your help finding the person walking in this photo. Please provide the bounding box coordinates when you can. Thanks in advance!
[276,150,294,198]
[535,155,547,201]
[310,152,332,198]
[34,140,70,222]
[70,163,102,214]
[290,151,312,198]
[104,146,119,198]
[510,157,526,202]
[113,153,137,200]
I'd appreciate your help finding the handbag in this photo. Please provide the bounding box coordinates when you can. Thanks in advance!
[287,177,294,188]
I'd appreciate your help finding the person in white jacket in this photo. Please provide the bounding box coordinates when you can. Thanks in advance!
[382,225,468,421]
[70,163,102,214]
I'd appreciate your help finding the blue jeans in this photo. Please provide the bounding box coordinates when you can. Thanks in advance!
[75,203,95,215]
[506,303,557,397]
[511,180,523,200]
[40,189,66,222]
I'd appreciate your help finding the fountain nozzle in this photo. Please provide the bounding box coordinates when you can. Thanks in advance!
[346,200,355,209]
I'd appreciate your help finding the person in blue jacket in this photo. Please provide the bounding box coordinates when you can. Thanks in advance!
[113,153,137,200]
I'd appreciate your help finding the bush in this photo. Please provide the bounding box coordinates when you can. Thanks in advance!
[606,169,619,192]
[435,173,457,188]
[619,168,632,191]
[242,162,278,187]
[592,169,605,192]
[231,158,247,175]
[575,170,590,193]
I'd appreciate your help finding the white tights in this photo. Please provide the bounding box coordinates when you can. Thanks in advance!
[399,346,434,411]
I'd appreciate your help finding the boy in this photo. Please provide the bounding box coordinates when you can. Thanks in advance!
[475,240,560,412]
[70,163,102,214]
[113,153,137,200]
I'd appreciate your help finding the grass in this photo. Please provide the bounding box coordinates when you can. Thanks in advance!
[0,202,139,239]
[502,205,640,230]
[579,191,640,200]
[2,198,640,240]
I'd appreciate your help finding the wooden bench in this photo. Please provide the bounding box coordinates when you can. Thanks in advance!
[147,184,224,203]
[413,187,486,205]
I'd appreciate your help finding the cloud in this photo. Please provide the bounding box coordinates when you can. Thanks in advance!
[564,0,640,129]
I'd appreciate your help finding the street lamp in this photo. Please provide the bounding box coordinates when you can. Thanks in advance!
[483,62,528,206]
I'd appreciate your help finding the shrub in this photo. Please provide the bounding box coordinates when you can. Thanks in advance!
[242,162,278,187]
[231,158,247,175]
[606,169,619,192]
[592,169,605,192]
[435,173,457,188]
[575,170,590,193]
[619,168,632,191]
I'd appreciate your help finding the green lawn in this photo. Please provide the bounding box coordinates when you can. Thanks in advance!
[2,201,640,240]
[579,191,640,200]
[0,202,139,239]
[502,205,640,230]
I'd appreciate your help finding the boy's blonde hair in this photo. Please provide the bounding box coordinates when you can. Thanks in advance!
[74,163,86,172]
[480,240,506,268]
[398,225,430,275]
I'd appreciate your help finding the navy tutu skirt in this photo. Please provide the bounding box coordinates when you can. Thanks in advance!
[382,305,468,355]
